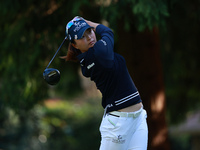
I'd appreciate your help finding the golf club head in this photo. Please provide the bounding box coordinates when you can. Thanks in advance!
[43,68,60,85]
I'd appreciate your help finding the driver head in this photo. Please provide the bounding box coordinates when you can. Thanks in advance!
[43,68,60,85]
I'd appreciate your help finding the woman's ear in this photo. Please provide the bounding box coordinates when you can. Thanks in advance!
[71,43,78,49]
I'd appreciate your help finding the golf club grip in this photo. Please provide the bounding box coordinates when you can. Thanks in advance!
[46,37,67,68]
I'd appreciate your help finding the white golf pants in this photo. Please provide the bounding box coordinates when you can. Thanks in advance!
[99,107,148,150]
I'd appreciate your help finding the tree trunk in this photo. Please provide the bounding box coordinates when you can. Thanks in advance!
[117,23,170,150]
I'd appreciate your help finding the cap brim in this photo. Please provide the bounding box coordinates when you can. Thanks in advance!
[78,26,94,39]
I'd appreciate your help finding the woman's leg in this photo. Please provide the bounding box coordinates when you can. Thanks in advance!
[99,115,127,150]
[127,110,148,150]
[99,109,148,150]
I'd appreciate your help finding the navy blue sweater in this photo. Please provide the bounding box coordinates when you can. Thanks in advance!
[77,24,141,112]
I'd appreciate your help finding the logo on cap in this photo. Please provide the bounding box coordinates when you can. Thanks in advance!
[73,22,87,32]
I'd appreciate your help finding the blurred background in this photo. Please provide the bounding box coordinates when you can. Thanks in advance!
[0,0,200,150]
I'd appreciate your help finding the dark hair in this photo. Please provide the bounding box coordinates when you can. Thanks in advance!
[60,41,81,62]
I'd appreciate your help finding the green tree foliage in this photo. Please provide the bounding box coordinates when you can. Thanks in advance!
[0,0,82,112]
[1,0,200,149]
[0,98,102,150]
[0,0,170,113]
[161,0,200,124]
[99,0,169,31]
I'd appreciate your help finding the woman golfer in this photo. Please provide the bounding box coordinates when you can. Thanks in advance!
[62,16,148,150]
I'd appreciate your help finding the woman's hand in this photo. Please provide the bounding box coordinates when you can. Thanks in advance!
[84,19,99,31]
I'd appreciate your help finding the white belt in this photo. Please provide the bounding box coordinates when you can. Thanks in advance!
[109,106,143,118]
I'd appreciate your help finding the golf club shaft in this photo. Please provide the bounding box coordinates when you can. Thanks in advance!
[46,37,67,68]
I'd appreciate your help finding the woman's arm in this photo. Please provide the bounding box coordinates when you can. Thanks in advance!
[85,20,99,31]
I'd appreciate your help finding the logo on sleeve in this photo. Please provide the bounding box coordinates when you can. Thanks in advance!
[100,39,107,46]
[87,62,95,69]
[80,58,85,66]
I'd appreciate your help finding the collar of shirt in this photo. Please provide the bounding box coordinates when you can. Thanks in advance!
[77,51,86,61]
[77,47,94,61]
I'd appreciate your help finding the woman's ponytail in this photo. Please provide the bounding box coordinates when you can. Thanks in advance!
[60,43,81,62]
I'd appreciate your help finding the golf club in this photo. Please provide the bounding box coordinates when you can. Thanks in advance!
[43,37,67,85]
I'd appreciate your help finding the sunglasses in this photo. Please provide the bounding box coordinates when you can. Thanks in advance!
[66,16,84,39]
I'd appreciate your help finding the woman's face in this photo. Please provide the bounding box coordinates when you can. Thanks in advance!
[73,28,97,53]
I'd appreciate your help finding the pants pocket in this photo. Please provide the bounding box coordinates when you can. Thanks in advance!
[107,115,119,127]
[100,115,120,132]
